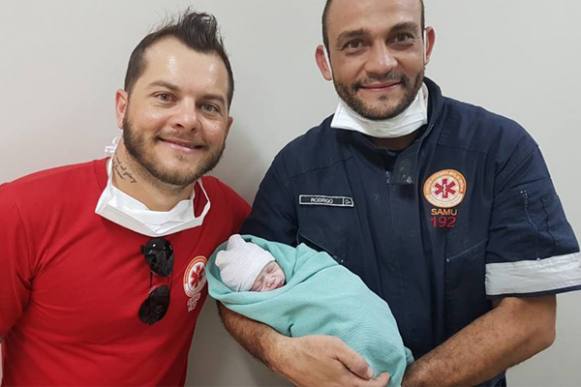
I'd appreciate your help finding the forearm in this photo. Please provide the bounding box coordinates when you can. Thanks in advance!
[403,295,556,387]
[218,303,388,387]
[217,302,281,370]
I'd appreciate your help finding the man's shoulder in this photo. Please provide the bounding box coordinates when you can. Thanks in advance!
[272,116,344,177]
[444,96,524,130]
[428,78,528,143]
[201,175,250,212]
[437,95,533,153]
[0,160,104,234]
[0,159,103,206]
[202,175,242,199]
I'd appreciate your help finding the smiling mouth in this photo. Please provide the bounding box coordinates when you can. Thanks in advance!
[359,81,402,91]
[159,138,207,151]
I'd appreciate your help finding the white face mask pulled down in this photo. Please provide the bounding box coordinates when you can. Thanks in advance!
[323,46,429,139]
[331,84,429,139]
[95,158,211,237]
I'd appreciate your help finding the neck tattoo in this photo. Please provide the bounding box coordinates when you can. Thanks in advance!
[113,155,137,184]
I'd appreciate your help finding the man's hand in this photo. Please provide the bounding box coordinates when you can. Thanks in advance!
[218,305,389,387]
[267,335,390,387]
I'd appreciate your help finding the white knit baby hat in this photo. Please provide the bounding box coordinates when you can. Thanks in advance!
[215,234,275,291]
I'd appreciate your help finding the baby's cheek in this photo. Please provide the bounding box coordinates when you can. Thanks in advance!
[250,277,264,291]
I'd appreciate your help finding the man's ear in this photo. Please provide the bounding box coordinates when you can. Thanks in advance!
[225,116,233,137]
[315,45,333,81]
[115,89,128,129]
[423,27,436,65]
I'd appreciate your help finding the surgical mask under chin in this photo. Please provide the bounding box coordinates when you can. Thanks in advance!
[323,42,429,139]
[331,83,429,139]
[95,159,211,237]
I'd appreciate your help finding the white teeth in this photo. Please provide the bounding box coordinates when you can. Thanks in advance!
[158,137,207,151]
[167,140,195,149]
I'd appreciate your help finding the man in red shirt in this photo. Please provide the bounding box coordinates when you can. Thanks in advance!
[0,11,249,385]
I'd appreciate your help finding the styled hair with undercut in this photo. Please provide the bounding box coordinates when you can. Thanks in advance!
[322,0,425,51]
[123,10,234,106]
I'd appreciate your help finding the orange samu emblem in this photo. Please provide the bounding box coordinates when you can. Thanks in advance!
[423,169,467,209]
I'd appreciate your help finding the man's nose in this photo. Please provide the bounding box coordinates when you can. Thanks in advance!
[171,99,199,131]
[364,43,397,76]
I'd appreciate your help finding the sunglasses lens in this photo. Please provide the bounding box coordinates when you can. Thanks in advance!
[139,285,170,325]
[141,238,174,277]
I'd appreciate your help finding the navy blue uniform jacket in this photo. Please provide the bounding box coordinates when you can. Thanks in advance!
[242,78,580,386]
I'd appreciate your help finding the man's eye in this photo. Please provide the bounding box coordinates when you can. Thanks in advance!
[155,93,175,103]
[343,39,364,51]
[392,32,415,45]
[201,103,220,114]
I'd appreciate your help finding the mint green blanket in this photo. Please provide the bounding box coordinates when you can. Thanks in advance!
[207,235,412,386]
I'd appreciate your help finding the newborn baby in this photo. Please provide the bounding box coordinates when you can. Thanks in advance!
[209,234,412,386]
[249,261,285,291]
[216,234,286,292]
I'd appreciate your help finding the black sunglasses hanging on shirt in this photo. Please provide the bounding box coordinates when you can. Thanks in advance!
[139,237,174,325]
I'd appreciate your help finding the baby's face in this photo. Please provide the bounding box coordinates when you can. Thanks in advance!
[250,261,286,292]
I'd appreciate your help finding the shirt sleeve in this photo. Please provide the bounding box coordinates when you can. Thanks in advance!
[241,155,298,246]
[0,187,34,337]
[485,134,581,296]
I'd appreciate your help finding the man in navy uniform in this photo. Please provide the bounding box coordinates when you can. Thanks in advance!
[220,0,581,386]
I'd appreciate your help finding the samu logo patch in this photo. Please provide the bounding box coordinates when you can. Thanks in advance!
[423,169,467,209]
[183,256,207,312]
[424,169,467,229]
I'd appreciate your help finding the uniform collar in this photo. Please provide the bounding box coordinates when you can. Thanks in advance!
[331,78,444,185]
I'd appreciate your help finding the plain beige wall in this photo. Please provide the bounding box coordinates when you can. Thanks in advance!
[1,1,579,385]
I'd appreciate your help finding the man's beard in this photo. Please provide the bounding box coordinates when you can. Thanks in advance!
[123,117,225,187]
[334,70,424,121]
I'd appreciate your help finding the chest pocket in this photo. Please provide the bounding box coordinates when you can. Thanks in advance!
[296,200,359,271]
[444,239,491,336]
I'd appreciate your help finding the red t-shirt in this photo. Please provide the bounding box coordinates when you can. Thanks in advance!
[0,159,250,385]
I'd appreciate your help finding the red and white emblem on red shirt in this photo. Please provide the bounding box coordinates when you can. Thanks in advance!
[423,169,467,208]
[183,256,207,312]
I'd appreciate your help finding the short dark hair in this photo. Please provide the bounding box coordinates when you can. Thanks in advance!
[124,10,234,107]
[322,0,425,51]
